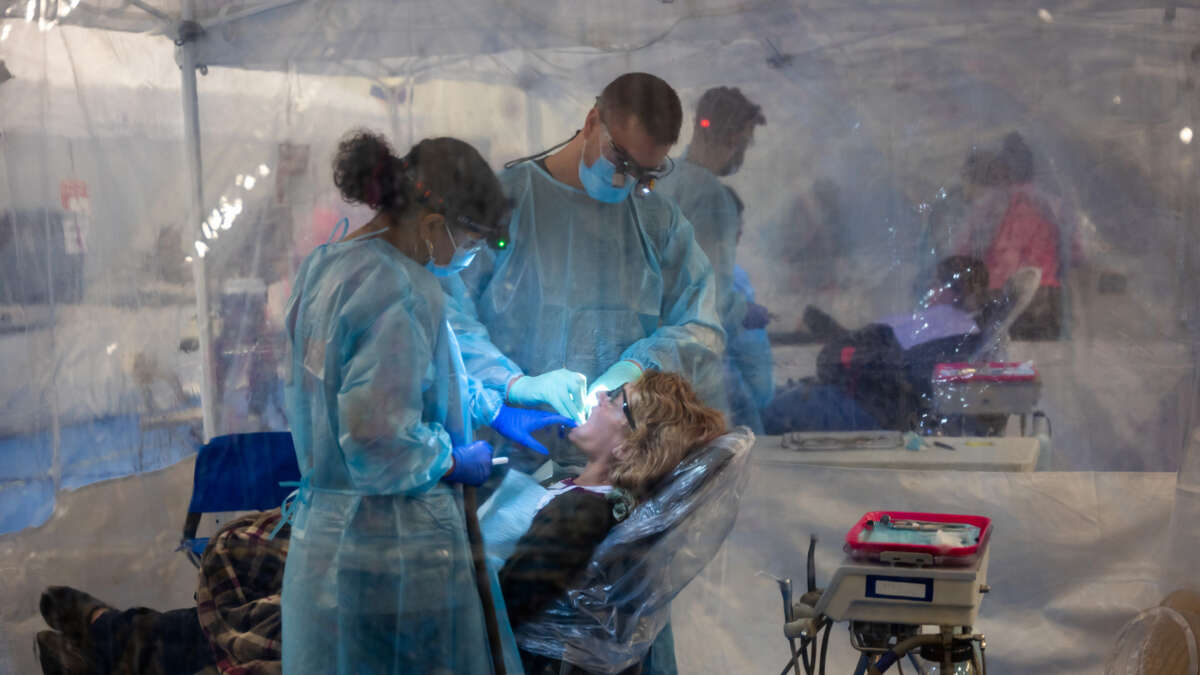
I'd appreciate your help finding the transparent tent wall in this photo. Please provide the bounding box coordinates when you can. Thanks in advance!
[2,2,1200,674]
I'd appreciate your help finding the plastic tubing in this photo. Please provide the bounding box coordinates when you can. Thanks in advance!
[868,635,943,674]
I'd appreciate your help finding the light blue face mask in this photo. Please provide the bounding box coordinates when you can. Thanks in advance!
[426,247,478,278]
[425,222,482,277]
[578,154,636,203]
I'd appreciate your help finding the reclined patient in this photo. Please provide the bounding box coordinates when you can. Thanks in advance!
[35,371,727,675]
[763,255,993,434]
[487,370,725,674]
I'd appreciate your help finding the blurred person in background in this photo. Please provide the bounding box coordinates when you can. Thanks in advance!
[766,256,992,435]
[721,188,774,433]
[955,132,1080,339]
[656,86,766,335]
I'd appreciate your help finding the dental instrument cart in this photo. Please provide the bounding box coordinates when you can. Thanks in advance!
[772,511,992,675]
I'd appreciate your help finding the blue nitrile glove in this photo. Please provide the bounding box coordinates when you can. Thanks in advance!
[743,302,771,330]
[585,360,644,415]
[507,369,588,424]
[490,405,576,456]
[444,441,495,486]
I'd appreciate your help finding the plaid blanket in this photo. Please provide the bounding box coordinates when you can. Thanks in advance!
[196,509,289,675]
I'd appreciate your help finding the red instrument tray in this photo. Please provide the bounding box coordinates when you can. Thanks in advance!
[845,510,992,566]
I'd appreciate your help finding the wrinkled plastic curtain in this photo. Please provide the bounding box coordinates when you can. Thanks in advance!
[0,2,550,535]
[174,0,1200,473]
[0,24,205,534]
[0,16,392,534]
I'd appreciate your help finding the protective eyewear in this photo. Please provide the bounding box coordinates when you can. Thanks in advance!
[441,208,506,251]
[444,220,486,256]
[600,123,675,196]
[608,384,637,430]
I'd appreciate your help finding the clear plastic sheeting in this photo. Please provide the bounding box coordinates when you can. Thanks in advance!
[515,428,753,673]
[0,24,418,533]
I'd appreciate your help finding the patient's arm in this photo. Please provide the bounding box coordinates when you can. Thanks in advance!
[498,488,616,628]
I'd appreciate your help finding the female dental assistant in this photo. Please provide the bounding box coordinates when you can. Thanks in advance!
[281,130,568,674]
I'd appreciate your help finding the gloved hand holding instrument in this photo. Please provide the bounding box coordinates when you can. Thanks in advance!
[490,405,576,455]
[443,441,496,487]
[585,360,643,417]
[507,369,588,424]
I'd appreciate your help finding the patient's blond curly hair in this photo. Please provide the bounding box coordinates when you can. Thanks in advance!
[608,371,726,501]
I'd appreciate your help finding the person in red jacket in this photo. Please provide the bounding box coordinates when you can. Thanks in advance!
[956,132,1079,339]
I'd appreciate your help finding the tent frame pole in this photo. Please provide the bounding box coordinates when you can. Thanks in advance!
[178,0,217,442]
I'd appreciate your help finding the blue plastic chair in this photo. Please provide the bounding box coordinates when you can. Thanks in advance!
[179,432,300,567]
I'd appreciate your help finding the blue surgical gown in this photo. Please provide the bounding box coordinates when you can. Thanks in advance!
[724,266,775,433]
[280,235,497,675]
[655,154,746,332]
[444,161,727,463]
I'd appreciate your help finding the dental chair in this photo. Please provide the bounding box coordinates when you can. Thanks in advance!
[970,266,1043,362]
[763,268,1045,437]
[513,427,755,674]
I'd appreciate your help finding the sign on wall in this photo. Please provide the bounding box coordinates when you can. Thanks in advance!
[59,180,90,255]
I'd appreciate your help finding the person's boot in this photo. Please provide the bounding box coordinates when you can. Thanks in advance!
[34,631,97,675]
[39,586,111,644]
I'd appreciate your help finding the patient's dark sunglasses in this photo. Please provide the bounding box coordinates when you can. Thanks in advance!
[609,384,636,430]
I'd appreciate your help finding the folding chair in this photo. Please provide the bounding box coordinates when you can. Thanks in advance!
[179,432,300,567]
[969,266,1043,362]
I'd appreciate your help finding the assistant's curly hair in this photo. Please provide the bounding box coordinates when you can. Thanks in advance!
[609,370,727,501]
[331,129,509,239]
[333,130,409,211]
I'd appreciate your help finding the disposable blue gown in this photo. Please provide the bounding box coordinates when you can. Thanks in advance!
[654,154,746,332]
[724,266,775,433]
[280,235,502,675]
[444,161,727,464]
